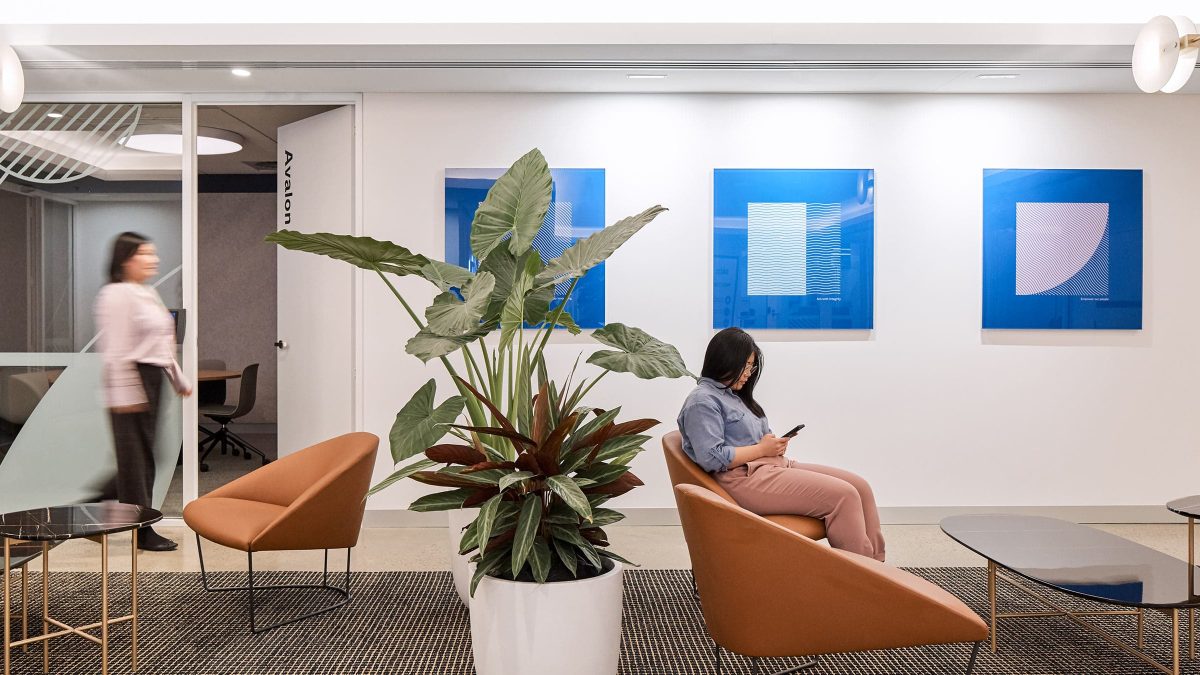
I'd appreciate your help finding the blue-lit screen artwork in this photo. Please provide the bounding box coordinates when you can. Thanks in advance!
[982,169,1142,329]
[713,169,874,329]
[445,168,605,328]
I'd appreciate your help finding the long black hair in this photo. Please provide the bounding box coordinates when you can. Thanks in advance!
[700,327,765,418]
[108,231,151,283]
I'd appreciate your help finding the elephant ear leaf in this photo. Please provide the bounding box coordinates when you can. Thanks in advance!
[470,148,553,263]
[266,230,428,276]
[389,379,466,463]
[535,205,667,288]
[420,260,474,292]
[586,323,694,380]
[425,272,497,337]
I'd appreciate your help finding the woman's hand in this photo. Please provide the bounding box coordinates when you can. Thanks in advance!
[177,386,193,398]
[756,433,790,458]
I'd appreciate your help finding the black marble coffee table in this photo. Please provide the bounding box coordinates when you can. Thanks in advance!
[942,514,1200,675]
[0,503,161,675]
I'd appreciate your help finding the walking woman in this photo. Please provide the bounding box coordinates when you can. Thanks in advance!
[95,232,191,552]
[677,327,885,561]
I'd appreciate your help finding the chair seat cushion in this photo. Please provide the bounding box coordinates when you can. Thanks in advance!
[183,497,285,552]
[199,404,237,417]
[764,514,827,540]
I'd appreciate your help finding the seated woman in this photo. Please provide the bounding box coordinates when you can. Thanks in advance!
[677,327,885,561]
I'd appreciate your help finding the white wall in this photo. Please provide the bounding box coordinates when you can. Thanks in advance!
[360,92,1200,515]
[73,199,183,350]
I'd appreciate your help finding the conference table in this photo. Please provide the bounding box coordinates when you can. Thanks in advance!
[197,369,240,383]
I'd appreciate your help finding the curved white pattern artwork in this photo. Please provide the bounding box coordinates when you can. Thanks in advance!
[1015,202,1109,296]
[746,202,841,296]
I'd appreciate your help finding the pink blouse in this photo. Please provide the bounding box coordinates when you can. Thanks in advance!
[94,282,190,408]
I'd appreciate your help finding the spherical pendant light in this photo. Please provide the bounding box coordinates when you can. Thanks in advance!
[0,44,25,114]
[1133,15,1199,93]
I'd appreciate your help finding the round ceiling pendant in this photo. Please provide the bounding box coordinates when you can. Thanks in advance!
[1133,15,1188,93]
[0,44,25,114]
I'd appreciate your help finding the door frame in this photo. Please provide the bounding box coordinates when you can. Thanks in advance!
[181,93,364,515]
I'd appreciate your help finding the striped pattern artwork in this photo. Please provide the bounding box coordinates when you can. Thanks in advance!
[747,202,842,296]
[1015,202,1109,297]
[532,201,575,297]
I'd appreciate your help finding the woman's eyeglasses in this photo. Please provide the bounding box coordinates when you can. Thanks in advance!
[743,364,758,376]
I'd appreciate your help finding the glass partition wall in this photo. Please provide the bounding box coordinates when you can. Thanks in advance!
[0,102,186,516]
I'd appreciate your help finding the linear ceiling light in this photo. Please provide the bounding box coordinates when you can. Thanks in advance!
[1133,15,1199,92]
[230,67,251,77]
[0,44,24,113]
[976,73,1020,79]
[123,126,244,155]
[627,73,667,79]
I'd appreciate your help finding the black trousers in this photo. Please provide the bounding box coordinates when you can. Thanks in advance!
[109,363,164,509]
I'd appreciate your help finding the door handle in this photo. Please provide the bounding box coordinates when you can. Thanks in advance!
[275,340,288,350]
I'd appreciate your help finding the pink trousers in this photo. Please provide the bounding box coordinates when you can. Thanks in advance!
[714,457,886,562]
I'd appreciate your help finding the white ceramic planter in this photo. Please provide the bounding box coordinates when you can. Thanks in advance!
[470,560,623,675]
[447,508,479,605]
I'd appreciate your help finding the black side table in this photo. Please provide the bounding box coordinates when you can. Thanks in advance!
[1167,495,1200,660]
[0,503,161,675]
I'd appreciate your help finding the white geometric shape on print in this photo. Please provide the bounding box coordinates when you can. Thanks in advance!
[1015,202,1109,296]
[805,203,842,295]
[747,202,807,296]
[533,201,575,296]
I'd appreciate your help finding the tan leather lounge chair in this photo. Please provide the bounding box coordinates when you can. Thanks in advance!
[674,483,988,674]
[183,432,379,633]
[663,430,826,541]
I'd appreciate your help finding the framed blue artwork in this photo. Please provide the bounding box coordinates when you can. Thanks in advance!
[982,169,1142,329]
[445,168,605,328]
[713,169,875,329]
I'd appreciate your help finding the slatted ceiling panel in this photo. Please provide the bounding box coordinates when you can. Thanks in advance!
[0,102,143,184]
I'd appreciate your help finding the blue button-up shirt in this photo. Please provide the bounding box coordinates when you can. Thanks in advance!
[677,377,771,473]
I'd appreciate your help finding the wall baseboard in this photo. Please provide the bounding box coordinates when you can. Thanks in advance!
[361,505,1188,528]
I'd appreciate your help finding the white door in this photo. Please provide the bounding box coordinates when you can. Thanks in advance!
[276,106,355,456]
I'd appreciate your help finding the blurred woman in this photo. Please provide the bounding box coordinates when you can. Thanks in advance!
[677,327,885,561]
[95,232,191,551]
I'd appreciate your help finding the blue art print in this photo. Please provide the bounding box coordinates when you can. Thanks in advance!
[713,169,874,329]
[982,169,1142,329]
[445,168,605,328]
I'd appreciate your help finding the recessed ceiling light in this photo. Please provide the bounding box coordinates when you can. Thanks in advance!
[627,73,667,79]
[231,68,252,77]
[122,126,244,155]
[45,112,63,119]
[976,73,1020,79]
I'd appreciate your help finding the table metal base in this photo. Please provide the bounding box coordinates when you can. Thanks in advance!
[3,531,140,675]
[987,560,1192,675]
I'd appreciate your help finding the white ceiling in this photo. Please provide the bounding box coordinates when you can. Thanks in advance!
[2,22,1187,95]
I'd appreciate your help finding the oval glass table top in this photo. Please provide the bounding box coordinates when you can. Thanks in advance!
[941,514,1200,609]
[0,503,162,541]
[1167,495,1200,519]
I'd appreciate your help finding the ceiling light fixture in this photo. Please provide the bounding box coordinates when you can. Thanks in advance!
[627,73,667,79]
[976,73,1020,79]
[123,126,244,156]
[1133,15,1199,93]
[230,68,251,77]
[45,111,64,119]
[0,44,25,114]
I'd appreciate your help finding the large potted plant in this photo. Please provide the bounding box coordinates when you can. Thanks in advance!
[268,149,692,675]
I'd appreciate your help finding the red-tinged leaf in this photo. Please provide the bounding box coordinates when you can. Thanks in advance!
[462,461,517,474]
[410,471,491,488]
[483,527,516,553]
[536,412,580,477]
[463,487,500,508]
[454,376,520,434]
[450,424,537,449]
[516,451,544,476]
[585,418,659,465]
[532,381,551,444]
[425,443,487,466]
[583,471,644,497]
[581,528,609,546]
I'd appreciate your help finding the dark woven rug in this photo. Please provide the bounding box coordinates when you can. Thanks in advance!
[2,567,1196,674]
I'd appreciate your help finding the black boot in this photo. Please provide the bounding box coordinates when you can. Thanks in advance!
[137,526,178,552]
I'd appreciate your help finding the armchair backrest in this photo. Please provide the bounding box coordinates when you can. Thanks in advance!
[662,430,735,502]
[674,484,987,658]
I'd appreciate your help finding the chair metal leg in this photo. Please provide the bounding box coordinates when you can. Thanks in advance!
[714,641,721,675]
[966,641,981,674]
[716,643,816,675]
[227,430,270,465]
[195,534,353,634]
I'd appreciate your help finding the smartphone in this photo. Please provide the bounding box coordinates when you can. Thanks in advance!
[782,424,806,438]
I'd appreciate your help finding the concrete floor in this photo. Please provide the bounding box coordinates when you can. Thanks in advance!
[29,522,1196,574]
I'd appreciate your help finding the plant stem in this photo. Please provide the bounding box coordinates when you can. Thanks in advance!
[533,277,579,362]
[574,369,608,403]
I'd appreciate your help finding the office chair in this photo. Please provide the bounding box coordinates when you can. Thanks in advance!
[199,363,267,471]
